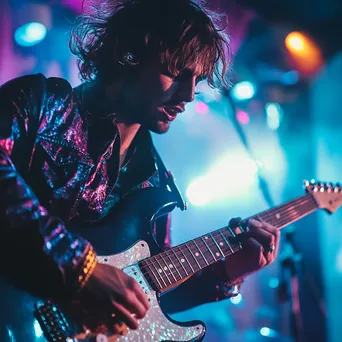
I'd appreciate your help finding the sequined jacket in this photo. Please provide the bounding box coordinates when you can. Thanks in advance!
[0,74,239,313]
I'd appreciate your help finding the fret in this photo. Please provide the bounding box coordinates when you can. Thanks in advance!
[178,246,195,273]
[254,194,317,229]
[138,193,322,293]
[200,236,216,262]
[192,239,210,266]
[206,233,224,260]
[170,248,189,277]
[218,229,234,255]
[142,259,163,290]
[185,243,201,269]
[210,232,226,257]
[163,250,182,281]
[157,253,178,283]
[152,256,170,287]
[217,227,242,256]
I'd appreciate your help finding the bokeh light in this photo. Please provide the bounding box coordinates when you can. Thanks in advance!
[14,22,47,47]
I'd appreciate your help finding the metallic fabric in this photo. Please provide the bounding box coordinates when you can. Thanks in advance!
[0,73,240,302]
[0,73,161,292]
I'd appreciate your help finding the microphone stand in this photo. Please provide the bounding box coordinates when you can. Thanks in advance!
[278,230,305,342]
[221,89,309,342]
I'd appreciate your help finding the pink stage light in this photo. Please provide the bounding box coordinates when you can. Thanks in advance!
[195,101,209,115]
[236,110,250,125]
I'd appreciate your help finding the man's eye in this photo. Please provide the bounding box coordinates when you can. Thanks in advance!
[195,76,206,85]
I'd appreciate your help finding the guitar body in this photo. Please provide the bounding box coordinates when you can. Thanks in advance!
[0,188,206,342]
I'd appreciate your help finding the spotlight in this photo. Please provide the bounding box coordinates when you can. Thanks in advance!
[231,81,256,101]
[260,327,278,338]
[12,3,52,48]
[186,154,258,206]
[195,101,209,115]
[265,103,283,130]
[15,22,47,47]
[285,31,322,75]
[230,293,243,305]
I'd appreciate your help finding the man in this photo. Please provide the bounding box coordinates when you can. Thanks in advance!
[0,0,279,338]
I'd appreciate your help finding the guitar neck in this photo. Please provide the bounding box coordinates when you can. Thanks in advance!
[139,192,319,292]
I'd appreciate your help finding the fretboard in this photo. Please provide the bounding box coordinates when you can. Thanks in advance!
[139,192,318,291]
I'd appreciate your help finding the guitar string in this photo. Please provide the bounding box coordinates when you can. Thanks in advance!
[137,198,318,287]
[141,199,316,282]
[138,196,316,276]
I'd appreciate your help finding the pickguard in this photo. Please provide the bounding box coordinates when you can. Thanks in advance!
[71,241,205,341]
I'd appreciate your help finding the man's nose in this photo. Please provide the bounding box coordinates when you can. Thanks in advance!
[178,77,196,103]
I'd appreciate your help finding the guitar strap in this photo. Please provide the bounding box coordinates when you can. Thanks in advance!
[152,146,187,212]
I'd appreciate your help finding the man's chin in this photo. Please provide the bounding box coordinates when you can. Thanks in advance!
[148,120,170,134]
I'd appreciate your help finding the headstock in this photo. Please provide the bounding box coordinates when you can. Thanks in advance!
[304,179,342,214]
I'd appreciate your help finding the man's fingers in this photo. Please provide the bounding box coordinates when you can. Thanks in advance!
[245,228,276,250]
[245,237,268,267]
[111,301,140,330]
[247,218,280,254]
[130,280,150,312]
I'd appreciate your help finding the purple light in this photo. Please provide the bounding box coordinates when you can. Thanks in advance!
[195,101,209,114]
[236,110,250,125]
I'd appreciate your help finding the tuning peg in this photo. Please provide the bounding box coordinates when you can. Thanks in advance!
[326,183,333,192]
[310,179,316,185]
[303,180,310,191]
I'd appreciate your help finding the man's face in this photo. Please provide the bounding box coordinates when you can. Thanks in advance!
[113,56,203,133]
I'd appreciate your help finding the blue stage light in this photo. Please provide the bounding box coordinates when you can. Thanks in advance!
[230,293,243,305]
[14,22,47,47]
[231,81,256,101]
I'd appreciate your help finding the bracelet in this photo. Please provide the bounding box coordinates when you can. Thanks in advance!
[77,246,97,290]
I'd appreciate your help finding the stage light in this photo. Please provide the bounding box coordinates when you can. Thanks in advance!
[285,32,305,52]
[186,154,258,206]
[14,22,47,47]
[265,103,282,130]
[285,32,323,75]
[195,101,209,115]
[231,81,256,101]
[230,293,242,305]
[268,277,280,289]
[186,177,212,206]
[33,319,43,338]
[260,327,278,338]
[281,70,299,85]
[11,4,52,48]
[236,110,250,125]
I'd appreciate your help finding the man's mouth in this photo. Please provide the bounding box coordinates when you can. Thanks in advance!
[161,106,185,121]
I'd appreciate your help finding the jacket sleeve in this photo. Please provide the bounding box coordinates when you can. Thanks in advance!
[0,74,96,299]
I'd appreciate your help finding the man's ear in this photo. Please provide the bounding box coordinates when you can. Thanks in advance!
[118,52,140,66]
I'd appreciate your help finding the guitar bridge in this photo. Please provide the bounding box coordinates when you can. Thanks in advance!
[34,300,71,342]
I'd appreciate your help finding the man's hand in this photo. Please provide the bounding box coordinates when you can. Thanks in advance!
[79,263,150,330]
[222,218,280,282]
